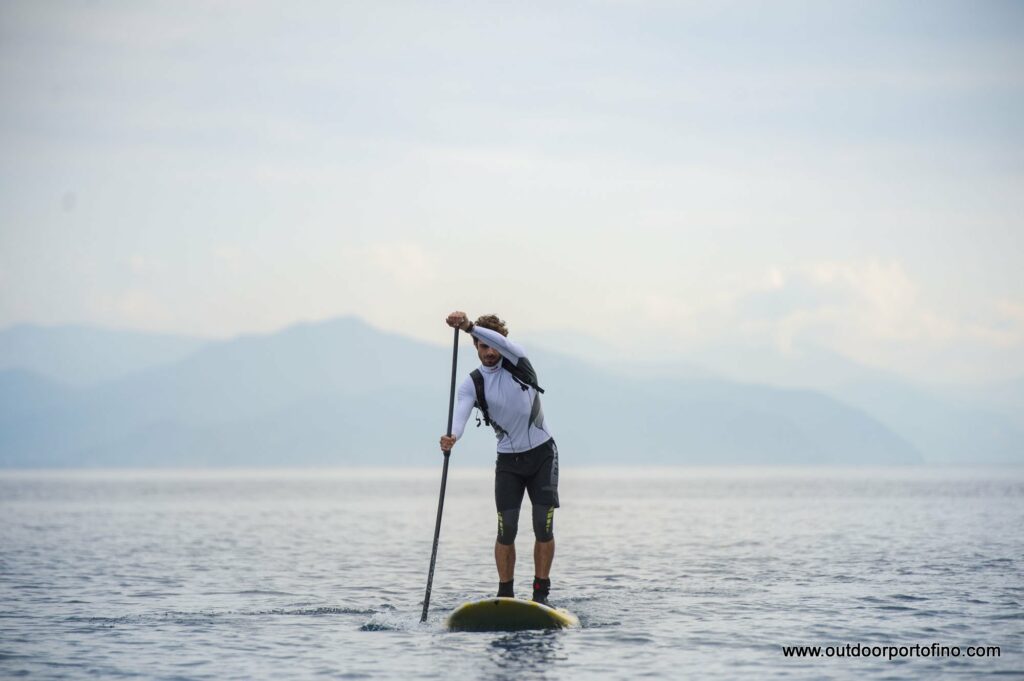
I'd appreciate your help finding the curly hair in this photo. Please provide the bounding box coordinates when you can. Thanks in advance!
[474,314,508,337]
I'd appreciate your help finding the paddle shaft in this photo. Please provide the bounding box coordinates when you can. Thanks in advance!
[421,326,460,622]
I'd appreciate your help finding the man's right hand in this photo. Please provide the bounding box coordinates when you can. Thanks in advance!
[439,434,457,452]
[446,311,471,331]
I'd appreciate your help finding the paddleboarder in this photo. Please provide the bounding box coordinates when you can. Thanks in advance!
[439,311,559,605]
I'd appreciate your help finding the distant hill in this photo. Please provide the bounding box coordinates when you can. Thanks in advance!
[0,369,78,419]
[0,324,207,386]
[632,338,1024,465]
[0,317,926,467]
[827,380,1024,465]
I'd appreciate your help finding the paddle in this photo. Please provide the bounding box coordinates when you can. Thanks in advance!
[421,326,460,623]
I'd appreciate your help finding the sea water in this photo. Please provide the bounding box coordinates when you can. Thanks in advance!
[1,466,1021,679]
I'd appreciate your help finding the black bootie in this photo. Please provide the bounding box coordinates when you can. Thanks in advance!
[497,580,514,598]
[532,577,551,605]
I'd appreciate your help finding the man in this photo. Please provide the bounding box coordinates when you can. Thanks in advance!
[439,311,560,605]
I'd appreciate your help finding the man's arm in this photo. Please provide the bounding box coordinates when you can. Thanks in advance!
[468,325,527,366]
[440,376,475,451]
[450,377,475,440]
[445,310,529,365]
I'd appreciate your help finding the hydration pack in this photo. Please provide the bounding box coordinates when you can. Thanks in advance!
[470,357,545,438]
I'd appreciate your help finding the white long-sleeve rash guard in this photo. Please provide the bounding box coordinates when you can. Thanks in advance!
[451,325,553,454]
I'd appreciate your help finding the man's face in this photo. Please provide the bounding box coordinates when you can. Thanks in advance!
[475,340,501,367]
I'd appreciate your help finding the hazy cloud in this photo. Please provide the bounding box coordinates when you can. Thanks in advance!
[1,1,1022,383]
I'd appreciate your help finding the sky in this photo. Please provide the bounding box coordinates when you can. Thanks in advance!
[1,1,1022,384]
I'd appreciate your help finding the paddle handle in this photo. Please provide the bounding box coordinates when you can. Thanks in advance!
[421,326,460,622]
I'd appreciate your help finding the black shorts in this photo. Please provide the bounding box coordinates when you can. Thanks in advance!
[494,439,560,511]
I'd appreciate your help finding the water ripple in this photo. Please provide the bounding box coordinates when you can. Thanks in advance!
[1,467,1022,680]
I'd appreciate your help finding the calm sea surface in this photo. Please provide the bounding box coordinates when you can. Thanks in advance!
[1,466,1022,680]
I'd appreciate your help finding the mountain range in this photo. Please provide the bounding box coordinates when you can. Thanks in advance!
[1,318,1020,467]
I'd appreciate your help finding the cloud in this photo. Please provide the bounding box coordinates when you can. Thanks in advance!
[127,254,167,276]
[80,288,177,331]
[362,241,437,287]
[798,260,929,342]
[976,299,1024,348]
[212,246,246,275]
[784,260,1024,355]
[2,2,1021,385]
[619,258,1024,380]
[753,260,1024,360]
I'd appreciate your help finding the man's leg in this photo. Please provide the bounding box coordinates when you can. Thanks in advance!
[533,538,554,579]
[525,441,559,604]
[494,508,521,596]
[495,462,527,597]
[495,541,516,582]
[529,503,556,603]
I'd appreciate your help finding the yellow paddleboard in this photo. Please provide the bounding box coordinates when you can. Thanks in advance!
[447,597,579,632]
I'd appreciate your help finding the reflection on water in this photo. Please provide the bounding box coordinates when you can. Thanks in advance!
[488,630,565,680]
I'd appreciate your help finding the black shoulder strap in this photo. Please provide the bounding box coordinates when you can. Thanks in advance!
[499,357,547,431]
[470,369,490,426]
[502,357,545,394]
[471,368,509,438]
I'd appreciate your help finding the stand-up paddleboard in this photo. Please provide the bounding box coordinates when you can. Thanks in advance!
[447,597,579,632]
